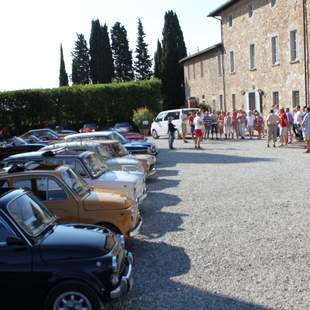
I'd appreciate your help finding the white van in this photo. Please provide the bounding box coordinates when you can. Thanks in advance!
[151,108,199,139]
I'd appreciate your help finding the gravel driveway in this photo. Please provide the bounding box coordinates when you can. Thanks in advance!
[109,138,310,310]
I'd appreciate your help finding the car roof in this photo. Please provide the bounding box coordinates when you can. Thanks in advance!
[65,131,114,140]
[158,108,199,114]
[3,149,93,161]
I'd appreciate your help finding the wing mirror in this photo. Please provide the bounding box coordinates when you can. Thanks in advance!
[6,236,27,246]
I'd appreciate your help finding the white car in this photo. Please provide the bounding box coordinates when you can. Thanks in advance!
[151,108,199,139]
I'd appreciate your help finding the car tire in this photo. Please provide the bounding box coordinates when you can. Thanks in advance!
[174,130,181,139]
[45,280,102,310]
[152,129,159,139]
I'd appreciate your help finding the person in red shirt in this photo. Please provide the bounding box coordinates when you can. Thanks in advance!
[188,112,195,140]
[279,108,288,146]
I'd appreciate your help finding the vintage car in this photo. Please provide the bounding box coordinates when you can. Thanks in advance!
[0,164,142,237]
[79,123,100,133]
[0,187,133,309]
[100,140,156,178]
[0,136,45,161]
[65,130,158,156]
[41,141,146,177]
[3,149,147,204]
[20,128,62,143]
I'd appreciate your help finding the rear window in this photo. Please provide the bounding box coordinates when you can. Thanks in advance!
[164,111,180,121]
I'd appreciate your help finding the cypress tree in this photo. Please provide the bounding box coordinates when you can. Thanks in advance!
[154,40,162,79]
[161,11,187,109]
[59,44,69,86]
[101,24,114,83]
[71,33,90,85]
[111,22,134,81]
[89,19,103,84]
[134,18,152,80]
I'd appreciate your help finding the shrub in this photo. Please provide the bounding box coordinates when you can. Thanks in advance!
[0,79,162,133]
[132,107,154,134]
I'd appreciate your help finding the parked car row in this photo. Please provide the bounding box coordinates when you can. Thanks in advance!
[0,128,159,309]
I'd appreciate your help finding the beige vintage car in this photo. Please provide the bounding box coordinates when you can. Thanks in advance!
[0,164,142,237]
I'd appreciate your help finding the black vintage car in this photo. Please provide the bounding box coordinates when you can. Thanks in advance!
[0,137,45,161]
[0,188,133,310]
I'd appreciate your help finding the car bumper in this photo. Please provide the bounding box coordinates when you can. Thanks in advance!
[110,252,134,299]
[129,216,143,237]
[136,186,148,204]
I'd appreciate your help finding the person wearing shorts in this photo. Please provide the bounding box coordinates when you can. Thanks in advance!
[279,108,288,146]
[193,112,203,149]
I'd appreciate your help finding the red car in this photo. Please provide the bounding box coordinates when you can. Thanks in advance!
[79,123,100,133]
[123,132,145,141]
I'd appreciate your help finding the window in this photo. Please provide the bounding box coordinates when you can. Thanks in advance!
[0,218,15,243]
[250,44,255,69]
[232,94,236,111]
[290,30,298,62]
[155,112,165,122]
[0,180,8,188]
[63,159,88,178]
[271,0,276,7]
[164,111,180,121]
[14,179,32,191]
[200,61,204,78]
[212,99,216,112]
[193,63,196,80]
[248,3,253,17]
[272,92,279,107]
[228,15,233,27]
[292,91,300,107]
[220,95,224,111]
[217,55,222,76]
[187,65,190,80]
[271,36,279,65]
[229,51,235,73]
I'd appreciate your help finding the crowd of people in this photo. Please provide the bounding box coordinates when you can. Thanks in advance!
[167,105,310,153]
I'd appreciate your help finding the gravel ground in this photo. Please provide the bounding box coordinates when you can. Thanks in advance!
[108,137,310,310]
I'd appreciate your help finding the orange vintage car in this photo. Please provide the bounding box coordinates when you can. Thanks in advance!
[0,164,142,237]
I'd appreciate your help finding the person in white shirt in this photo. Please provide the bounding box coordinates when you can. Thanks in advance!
[246,110,255,139]
[193,111,203,149]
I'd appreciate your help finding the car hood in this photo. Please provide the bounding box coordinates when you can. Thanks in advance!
[40,224,115,261]
[83,187,131,211]
[107,157,139,165]
[98,170,138,184]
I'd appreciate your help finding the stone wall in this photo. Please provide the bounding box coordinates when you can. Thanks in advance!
[221,0,305,114]
[183,46,224,111]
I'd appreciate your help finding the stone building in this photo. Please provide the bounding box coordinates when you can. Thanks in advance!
[181,0,310,115]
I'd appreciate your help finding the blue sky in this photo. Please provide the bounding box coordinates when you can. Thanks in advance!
[0,0,227,91]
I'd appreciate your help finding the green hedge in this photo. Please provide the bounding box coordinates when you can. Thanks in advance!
[0,79,161,133]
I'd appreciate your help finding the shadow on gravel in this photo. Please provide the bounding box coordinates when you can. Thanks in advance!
[108,239,270,310]
[157,149,273,168]
[140,192,185,239]
[147,178,180,191]
[154,169,179,178]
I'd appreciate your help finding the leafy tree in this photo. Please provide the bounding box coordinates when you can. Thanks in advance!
[89,20,114,84]
[111,22,134,81]
[89,19,103,84]
[71,33,90,85]
[59,44,69,86]
[154,40,162,79]
[134,18,152,80]
[101,24,114,83]
[161,11,187,109]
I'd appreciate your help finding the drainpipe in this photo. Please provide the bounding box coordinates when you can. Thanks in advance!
[303,0,309,106]
[213,16,227,111]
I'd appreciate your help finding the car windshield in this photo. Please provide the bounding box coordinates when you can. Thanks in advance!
[10,137,27,145]
[83,153,108,178]
[84,123,96,129]
[61,168,90,196]
[111,131,127,143]
[7,193,56,238]
[96,145,112,159]
[112,143,128,156]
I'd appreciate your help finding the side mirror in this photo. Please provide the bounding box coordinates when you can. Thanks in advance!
[6,236,27,246]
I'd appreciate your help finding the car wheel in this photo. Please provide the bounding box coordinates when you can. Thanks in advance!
[152,129,159,139]
[174,130,181,139]
[45,280,102,310]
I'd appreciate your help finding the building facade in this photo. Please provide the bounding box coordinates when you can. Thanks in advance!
[181,0,310,115]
